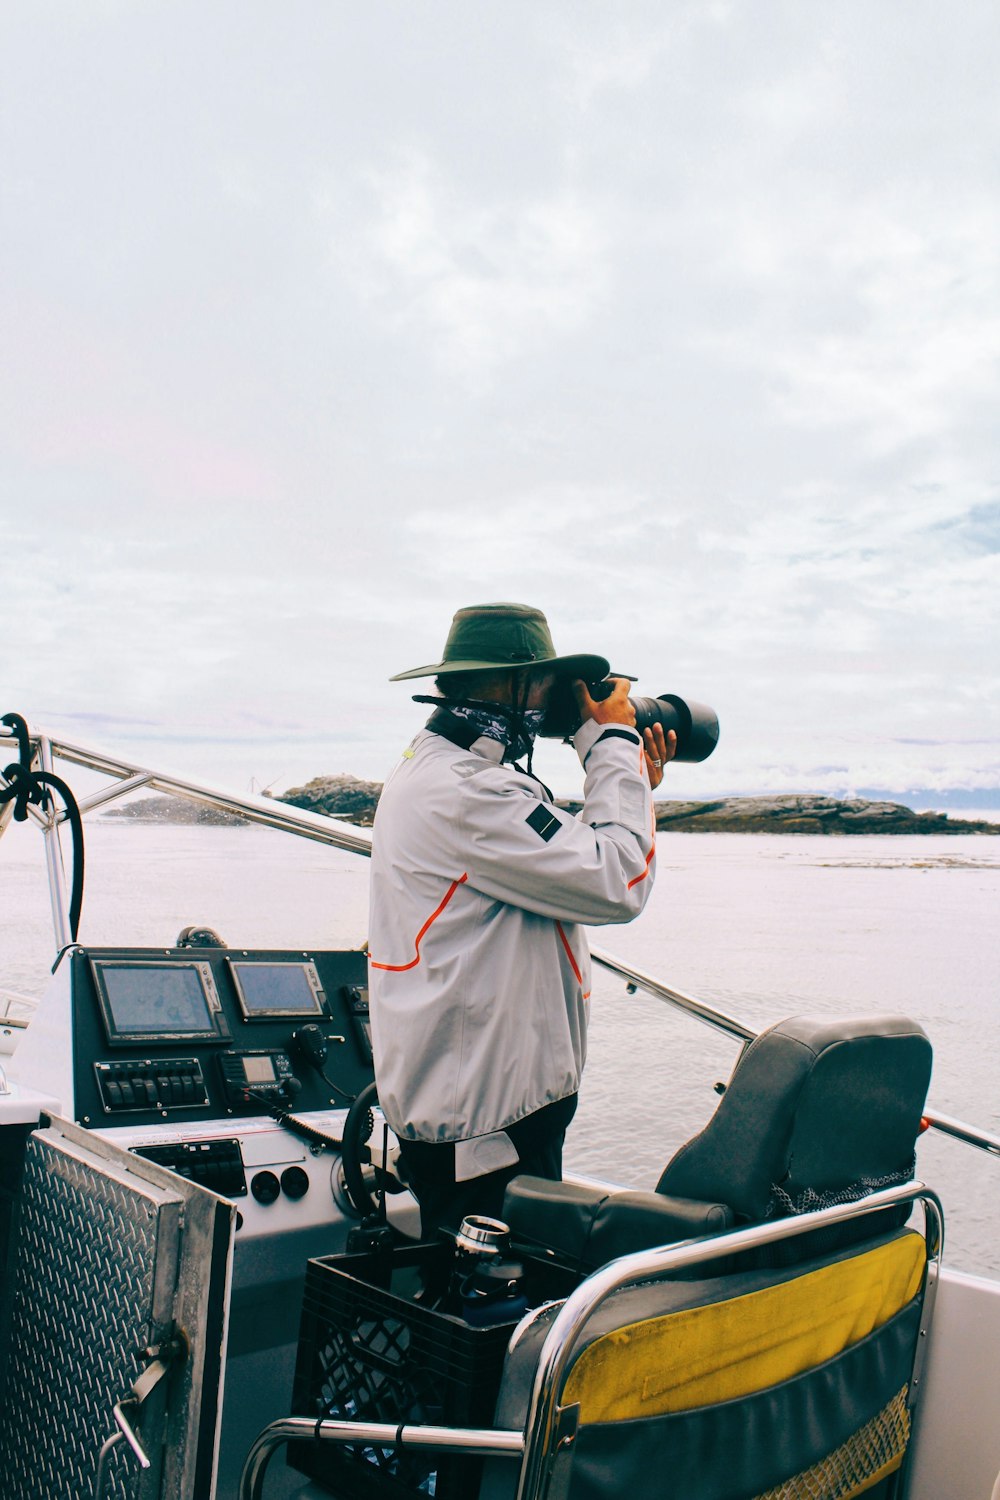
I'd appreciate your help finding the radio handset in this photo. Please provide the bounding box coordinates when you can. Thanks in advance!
[344,985,373,1062]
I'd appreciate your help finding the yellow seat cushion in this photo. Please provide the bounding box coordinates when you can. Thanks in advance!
[563,1233,925,1422]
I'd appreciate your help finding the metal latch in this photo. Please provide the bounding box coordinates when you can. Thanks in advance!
[110,1332,188,1470]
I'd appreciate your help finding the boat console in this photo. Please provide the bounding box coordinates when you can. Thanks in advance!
[66,944,372,1122]
[4,939,405,1499]
[12,940,383,1212]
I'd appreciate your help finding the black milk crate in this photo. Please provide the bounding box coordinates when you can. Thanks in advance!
[288,1240,576,1499]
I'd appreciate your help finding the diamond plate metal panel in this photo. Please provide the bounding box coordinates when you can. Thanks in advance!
[0,1131,181,1500]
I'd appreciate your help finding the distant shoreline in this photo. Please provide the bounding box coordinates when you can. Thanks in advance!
[647,795,999,835]
[103,776,1000,835]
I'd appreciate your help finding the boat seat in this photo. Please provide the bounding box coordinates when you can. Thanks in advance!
[261,1187,939,1500]
[503,1013,932,1273]
[477,1211,935,1500]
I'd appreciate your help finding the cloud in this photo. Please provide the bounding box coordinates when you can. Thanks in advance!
[319,147,609,380]
[2,3,999,799]
[546,2,737,111]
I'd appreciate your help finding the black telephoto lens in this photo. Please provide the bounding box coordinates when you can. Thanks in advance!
[631,694,720,763]
[541,680,720,761]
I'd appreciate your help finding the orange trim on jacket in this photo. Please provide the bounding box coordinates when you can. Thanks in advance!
[627,802,658,890]
[555,920,591,1000]
[369,874,469,972]
[627,843,656,890]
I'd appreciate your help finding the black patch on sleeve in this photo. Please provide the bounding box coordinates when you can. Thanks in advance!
[583,725,642,766]
[595,727,641,747]
[526,804,562,842]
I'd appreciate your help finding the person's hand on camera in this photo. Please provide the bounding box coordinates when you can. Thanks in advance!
[573,677,636,727]
[642,723,676,790]
[573,680,677,789]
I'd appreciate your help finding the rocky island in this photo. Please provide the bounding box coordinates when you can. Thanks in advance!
[102,796,249,826]
[103,776,998,835]
[647,795,998,835]
[279,773,383,826]
[278,776,997,835]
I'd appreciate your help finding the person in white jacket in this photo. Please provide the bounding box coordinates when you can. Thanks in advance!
[368,602,673,1237]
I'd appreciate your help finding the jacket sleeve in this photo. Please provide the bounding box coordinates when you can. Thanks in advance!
[445,719,656,925]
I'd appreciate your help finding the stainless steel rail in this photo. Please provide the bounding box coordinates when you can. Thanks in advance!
[1,987,38,1009]
[12,731,373,955]
[587,948,1000,1159]
[589,945,756,1043]
[921,1109,1000,1157]
[38,736,74,951]
[45,734,374,856]
[238,1182,942,1500]
[239,1418,524,1500]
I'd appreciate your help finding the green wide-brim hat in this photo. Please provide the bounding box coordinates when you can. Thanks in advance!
[390,602,610,683]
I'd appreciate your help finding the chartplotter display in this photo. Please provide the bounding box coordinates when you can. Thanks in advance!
[91,959,228,1044]
[226,960,326,1020]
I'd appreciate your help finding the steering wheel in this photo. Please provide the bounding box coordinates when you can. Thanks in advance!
[339,1081,382,1219]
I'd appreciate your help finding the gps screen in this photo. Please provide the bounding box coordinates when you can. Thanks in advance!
[95,962,218,1040]
[228,961,323,1019]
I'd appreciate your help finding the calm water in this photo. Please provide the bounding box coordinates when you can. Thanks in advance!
[3,816,999,1277]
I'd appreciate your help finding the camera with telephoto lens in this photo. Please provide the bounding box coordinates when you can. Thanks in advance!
[542,678,720,762]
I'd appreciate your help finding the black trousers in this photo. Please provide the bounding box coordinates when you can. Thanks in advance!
[397,1094,578,1240]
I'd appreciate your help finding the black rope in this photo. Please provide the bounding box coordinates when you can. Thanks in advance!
[1,712,30,773]
[1,712,85,941]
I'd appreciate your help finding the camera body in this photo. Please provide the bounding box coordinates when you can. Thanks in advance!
[542,679,720,763]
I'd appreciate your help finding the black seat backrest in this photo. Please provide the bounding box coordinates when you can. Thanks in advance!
[656,1013,933,1223]
[503,1013,932,1277]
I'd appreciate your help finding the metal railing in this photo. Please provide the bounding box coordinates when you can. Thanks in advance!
[588,945,755,1043]
[35,732,374,855]
[920,1109,1000,1158]
[0,726,373,953]
[1,991,37,1022]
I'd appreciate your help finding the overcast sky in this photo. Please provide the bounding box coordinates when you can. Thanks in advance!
[3,2,998,799]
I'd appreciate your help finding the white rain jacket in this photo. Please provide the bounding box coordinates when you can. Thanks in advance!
[368,712,656,1153]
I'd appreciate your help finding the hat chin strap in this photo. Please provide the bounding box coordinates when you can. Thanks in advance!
[508,671,532,766]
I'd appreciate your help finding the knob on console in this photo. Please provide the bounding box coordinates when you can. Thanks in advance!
[250,1170,281,1205]
[281,1166,310,1200]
